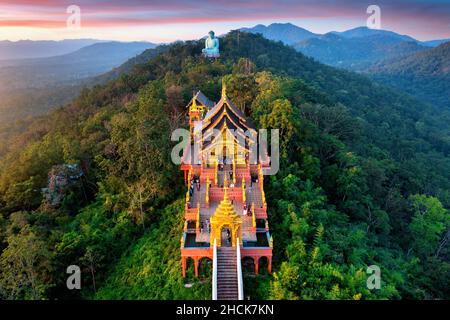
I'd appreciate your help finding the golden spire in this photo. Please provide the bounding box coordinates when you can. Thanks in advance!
[221,79,227,99]
[209,171,243,247]
[212,175,238,219]
[190,95,204,113]
[190,96,199,112]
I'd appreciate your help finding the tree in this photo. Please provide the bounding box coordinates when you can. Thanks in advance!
[408,194,450,259]
[0,225,52,299]
[259,99,297,157]
[80,247,103,293]
[127,178,153,230]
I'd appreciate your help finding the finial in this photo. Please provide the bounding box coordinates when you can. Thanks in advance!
[221,79,227,99]
[191,96,197,111]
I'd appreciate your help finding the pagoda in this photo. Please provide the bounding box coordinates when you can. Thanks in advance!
[180,81,272,300]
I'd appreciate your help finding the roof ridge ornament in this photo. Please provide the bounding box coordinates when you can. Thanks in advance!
[192,96,197,110]
[221,79,227,100]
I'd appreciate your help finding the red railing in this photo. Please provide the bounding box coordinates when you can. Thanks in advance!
[200,169,215,182]
[209,187,243,201]
[254,207,267,219]
[185,207,197,220]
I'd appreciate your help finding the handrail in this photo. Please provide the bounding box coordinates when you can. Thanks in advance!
[206,177,210,206]
[232,159,236,184]
[212,238,218,300]
[242,178,246,203]
[236,238,244,300]
[195,202,200,234]
[252,205,256,231]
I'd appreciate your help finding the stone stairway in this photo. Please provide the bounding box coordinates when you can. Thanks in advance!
[217,247,238,300]
[242,215,252,229]
[246,184,263,207]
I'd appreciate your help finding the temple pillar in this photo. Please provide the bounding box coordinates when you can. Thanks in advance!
[254,257,259,275]
[268,257,272,274]
[182,257,186,278]
[194,257,199,278]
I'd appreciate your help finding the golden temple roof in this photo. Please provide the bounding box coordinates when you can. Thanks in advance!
[211,176,241,220]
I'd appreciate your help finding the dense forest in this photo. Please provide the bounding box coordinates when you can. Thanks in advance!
[0,31,449,300]
[369,42,450,109]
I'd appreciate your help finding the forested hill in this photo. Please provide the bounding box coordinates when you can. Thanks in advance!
[0,31,449,300]
[368,42,450,108]
[371,42,450,76]
[294,33,427,69]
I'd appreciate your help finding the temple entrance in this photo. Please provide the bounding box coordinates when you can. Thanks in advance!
[221,226,232,247]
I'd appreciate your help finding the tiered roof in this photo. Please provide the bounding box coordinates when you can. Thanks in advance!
[200,84,256,151]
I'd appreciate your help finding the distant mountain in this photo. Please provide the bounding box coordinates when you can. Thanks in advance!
[93,45,169,84]
[295,33,427,69]
[0,41,157,123]
[422,39,450,47]
[241,23,448,70]
[0,39,102,60]
[368,42,450,108]
[241,23,319,45]
[0,41,156,89]
[371,42,450,76]
[330,26,416,42]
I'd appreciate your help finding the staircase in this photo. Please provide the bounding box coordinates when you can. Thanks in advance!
[216,247,238,300]
[246,184,263,207]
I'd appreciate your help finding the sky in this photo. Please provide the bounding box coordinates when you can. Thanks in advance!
[0,0,449,42]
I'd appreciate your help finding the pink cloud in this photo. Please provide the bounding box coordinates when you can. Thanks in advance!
[0,0,448,39]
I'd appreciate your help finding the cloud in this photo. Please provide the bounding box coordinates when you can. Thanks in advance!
[0,0,448,39]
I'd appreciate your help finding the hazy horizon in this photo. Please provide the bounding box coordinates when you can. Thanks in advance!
[1,23,448,45]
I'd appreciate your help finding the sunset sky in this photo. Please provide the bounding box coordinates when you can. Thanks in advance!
[0,0,449,42]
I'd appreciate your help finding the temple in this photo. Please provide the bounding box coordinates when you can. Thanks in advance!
[180,82,273,300]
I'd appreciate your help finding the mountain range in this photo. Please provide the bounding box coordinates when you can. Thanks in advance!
[1,22,448,126]
[241,23,449,69]
[241,23,450,108]
[0,41,156,88]
[0,39,103,60]
[241,23,319,44]
[295,32,427,69]
[0,41,156,124]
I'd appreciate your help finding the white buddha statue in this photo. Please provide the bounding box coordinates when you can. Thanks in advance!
[202,30,220,58]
